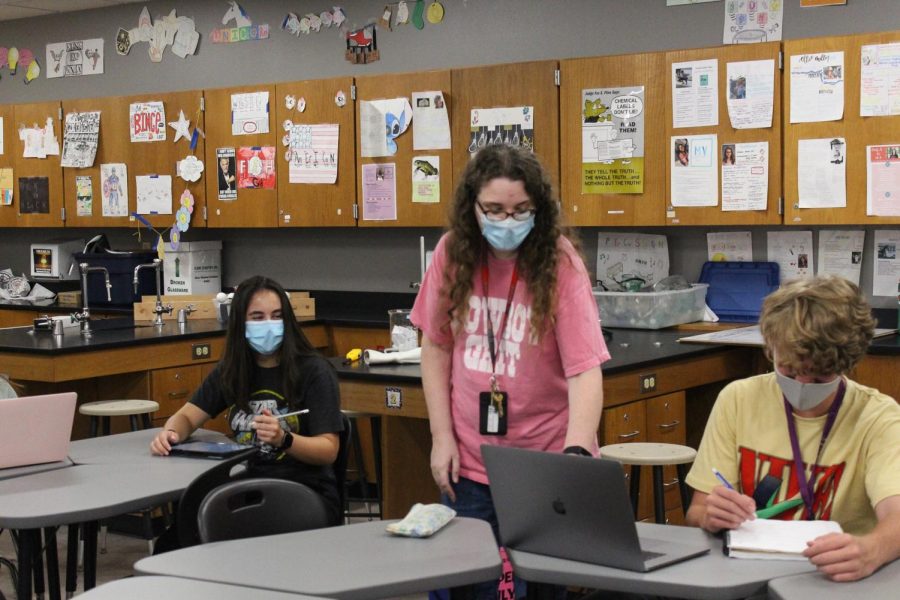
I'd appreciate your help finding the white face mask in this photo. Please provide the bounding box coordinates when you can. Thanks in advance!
[773,359,841,412]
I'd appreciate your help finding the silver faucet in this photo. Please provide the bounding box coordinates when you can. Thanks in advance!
[71,262,111,337]
[133,259,173,326]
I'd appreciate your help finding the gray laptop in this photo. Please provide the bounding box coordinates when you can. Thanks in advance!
[482,445,709,572]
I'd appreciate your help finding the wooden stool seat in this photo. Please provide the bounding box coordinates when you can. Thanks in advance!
[79,399,159,417]
[600,442,697,525]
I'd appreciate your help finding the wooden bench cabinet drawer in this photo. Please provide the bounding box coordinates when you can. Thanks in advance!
[151,365,202,418]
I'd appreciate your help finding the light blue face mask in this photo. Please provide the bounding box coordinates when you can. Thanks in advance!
[245,320,284,355]
[479,212,535,252]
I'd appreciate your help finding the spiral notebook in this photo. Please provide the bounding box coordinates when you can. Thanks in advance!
[725,519,842,560]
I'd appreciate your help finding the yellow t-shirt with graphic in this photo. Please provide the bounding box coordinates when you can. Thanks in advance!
[686,374,900,535]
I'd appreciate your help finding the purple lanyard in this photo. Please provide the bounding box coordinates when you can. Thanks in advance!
[783,379,846,520]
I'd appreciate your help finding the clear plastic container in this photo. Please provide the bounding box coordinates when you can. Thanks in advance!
[593,284,708,329]
[388,309,418,350]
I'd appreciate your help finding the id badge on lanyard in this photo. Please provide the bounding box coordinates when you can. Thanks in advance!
[478,257,517,436]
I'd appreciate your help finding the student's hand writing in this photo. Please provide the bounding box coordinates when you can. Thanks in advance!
[701,485,756,532]
[252,409,284,446]
[150,429,180,456]
[430,433,459,503]
[804,532,880,582]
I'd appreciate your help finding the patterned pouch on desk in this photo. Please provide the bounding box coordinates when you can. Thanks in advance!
[386,503,456,537]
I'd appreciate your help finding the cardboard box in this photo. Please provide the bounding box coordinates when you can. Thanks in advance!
[163,241,222,296]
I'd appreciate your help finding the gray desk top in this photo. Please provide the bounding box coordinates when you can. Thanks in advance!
[508,522,815,600]
[0,458,72,481]
[77,576,326,600]
[135,518,502,600]
[69,428,228,465]
[768,558,900,600]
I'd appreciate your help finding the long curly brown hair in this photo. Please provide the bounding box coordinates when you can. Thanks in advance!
[443,145,580,340]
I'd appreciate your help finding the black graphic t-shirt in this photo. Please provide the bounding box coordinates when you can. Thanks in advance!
[189,355,343,520]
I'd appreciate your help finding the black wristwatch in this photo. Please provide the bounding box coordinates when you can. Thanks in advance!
[563,445,592,457]
[278,431,294,451]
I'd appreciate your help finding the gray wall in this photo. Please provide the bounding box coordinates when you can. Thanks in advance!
[1,1,898,306]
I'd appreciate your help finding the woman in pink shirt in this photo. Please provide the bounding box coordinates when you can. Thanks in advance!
[411,144,609,597]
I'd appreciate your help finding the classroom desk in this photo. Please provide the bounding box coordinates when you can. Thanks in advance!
[135,517,503,600]
[0,458,72,481]
[767,559,900,600]
[508,522,815,600]
[76,576,326,599]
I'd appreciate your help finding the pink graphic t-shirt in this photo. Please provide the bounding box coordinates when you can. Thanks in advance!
[411,234,610,484]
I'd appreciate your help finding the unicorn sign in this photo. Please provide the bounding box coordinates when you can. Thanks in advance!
[212,2,270,43]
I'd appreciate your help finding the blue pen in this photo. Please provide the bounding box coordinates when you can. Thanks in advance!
[712,468,735,491]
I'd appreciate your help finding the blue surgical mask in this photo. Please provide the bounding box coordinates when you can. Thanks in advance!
[479,212,535,252]
[245,320,284,355]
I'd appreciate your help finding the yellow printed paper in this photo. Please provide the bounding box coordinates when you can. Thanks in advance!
[0,168,13,206]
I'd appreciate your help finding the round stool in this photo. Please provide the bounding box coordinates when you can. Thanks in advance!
[600,442,696,524]
[79,399,159,437]
[341,410,382,520]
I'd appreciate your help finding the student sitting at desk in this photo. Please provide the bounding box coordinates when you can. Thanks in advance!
[150,275,344,526]
[685,276,900,582]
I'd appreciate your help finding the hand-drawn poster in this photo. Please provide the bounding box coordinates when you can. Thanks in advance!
[0,169,12,206]
[726,59,774,129]
[721,141,768,211]
[75,175,93,217]
[288,123,339,184]
[873,230,900,297]
[236,146,276,189]
[360,98,413,157]
[46,38,104,78]
[790,52,845,123]
[216,147,237,200]
[101,163,128,217]
[672,59,718,128]
[860,43,900,117]
[867,144,900,216]
[412,156,440,203]
[581,87,644,194]
[707,231,753,262]
[411,91,451,150]
[18,177,49,214]
[723,0,783,45]
[468,106,534,157]
[767,231,814,281]
[362,162,397,220]
[136,174,172,215]
[671,134,718,207]
[595,233,670,291]
[818,230,864,285]
[61,111,100,168]
[798,138,846,208]
[231,92,270,135]
[129,101,166,142]
[19,118,60,158]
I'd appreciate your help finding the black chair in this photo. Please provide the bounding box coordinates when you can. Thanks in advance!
[197,478,331,543]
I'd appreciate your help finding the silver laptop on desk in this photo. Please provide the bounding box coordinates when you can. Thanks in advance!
[482,445,709,572]
[0,392,77,469]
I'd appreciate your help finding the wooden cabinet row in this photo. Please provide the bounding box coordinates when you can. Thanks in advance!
[2,30,898,230]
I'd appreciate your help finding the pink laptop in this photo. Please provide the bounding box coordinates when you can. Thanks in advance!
[0,392,77,469]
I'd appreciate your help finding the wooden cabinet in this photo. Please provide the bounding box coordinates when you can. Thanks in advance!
[11,101,65,227]
[0,103,15,227]
[151,364,201,423]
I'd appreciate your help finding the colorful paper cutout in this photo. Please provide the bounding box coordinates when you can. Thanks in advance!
[237,146,276,189]
[213,1,270,43]
[130,101,166,142]
[177,155,204,182]
[168,110,192,143]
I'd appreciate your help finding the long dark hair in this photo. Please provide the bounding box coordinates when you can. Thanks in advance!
[219,275,317,412]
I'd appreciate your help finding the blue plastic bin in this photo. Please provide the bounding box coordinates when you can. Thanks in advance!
[698,261,780,323]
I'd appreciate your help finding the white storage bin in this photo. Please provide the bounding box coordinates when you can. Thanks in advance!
[593,284,708,329]
[163,241,222,296]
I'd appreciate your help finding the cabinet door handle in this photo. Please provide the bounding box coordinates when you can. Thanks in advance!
[657,420,681,431]
[618,430,641,440]
[663,477,680,488]
[167,390,190,398]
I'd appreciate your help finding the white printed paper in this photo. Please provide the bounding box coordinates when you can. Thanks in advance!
[873,230,900,297]
[726,60,774,129]
[596,233,669,290]
[100,163,128,217]
[817,230,864,285]
[707,232,753,262]
[671,134,718,207]
[231,92,270,135]
[468,106,534,156]
[672,59,718,128]
[790,52,845,123]
[60,111,100,168]
[360,98,413,157]
[136,174,172,215]
[860,43,900,117]
[867,144,900,216]
[129,101,166,142]
[46,38,104,78]
[721,141,768,212]
[724,0,783,44]
[289,123,339,184]
[19,118,60,158]
[411,91,451,150]
[797,138,846,208]
[768,231,814,281]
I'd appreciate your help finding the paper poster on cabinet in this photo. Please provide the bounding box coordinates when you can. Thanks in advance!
[797,138,846,208]
[236,146,276,189]
[0,169,13,206]
[101,163,128,217]
[670,134,718,207]
[468,106,534,157]
[707,231,753,262]
[721,141,768,212]
[362,163,397,220]
[789,52,844,123]
[231,92,270,135]
[818,230,864,285]
[867,144,900,216]
[46,38,103,78]
[596,233,669,291]
[581,87,644,194]
[872,230,900,297]
[60,111,100,168]
[412,156,440,203]
[672,59,718,128]
[360,98,413,157]
[726,59,774,129]
[723,0,783,44]
[767,231,814,281]
[19,119,60,158]
[130,102,166,142]
[18,177,49,214]
[136,175,172,215]
[288,123,339,184]
[216,148,237,200]
[411,91,451,150]
[75,175,92,216]
[860,43,900,117]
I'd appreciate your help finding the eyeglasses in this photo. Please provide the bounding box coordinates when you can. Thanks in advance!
[476,201,535,222]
